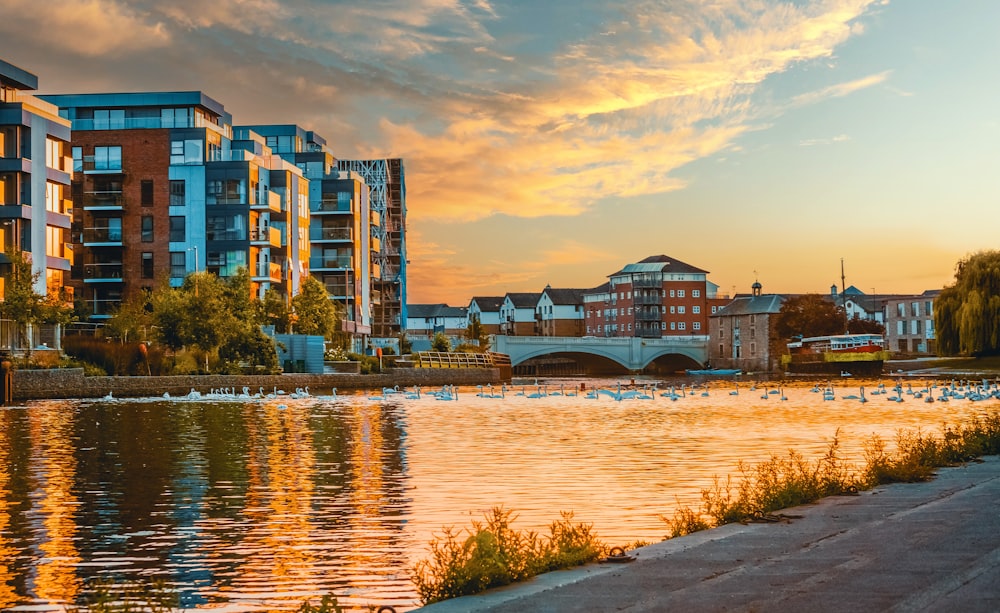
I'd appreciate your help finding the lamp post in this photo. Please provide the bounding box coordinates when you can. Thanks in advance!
[187,246,199,297]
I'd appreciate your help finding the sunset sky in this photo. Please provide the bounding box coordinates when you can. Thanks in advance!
[3,0,997,304]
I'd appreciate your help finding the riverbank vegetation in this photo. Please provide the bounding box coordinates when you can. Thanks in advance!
[412,506,605,605]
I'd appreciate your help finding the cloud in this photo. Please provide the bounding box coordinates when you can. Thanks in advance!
[799,134,852,146]
[0,0,171,56]
[791,70,891,107]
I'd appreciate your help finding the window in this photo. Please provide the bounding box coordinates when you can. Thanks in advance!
[679,322,686,330]
[141,180,154,206]
[678,290,685,298]
[750,343,756,355]
[693,321,701,331]
[72,147,82,171]
[670,306,675,314]
[169,216,185,242]
[670,322,676,330]
[141,252,154,278]
[692,289,701,298]
[693,305,701,314]
[669,290,675,298]
[94,146,122,170]
[170,180,185,206]
[897,321,905,335]
[719,343,724,356]
[911,320,920,335]
[911,302,920,317]
[711,305,718,313]
[661,322,666,330]
[897,303,905,317]
[170,252,186,278]
[141,216,153,242]
[925,301,933,315]
[678,306,686,314]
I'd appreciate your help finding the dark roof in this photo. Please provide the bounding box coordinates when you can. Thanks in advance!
[469,296,504,311]
[0,59,38,91]
[505,292,541,308]
[711,294,785,317]
[542,287,585,305]
[407,304,466,318]
[582,282,611,296]
[610,254,708,277]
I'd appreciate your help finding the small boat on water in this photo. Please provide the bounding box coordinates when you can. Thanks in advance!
[686,368,742,376]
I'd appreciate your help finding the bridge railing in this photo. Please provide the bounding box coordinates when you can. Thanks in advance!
[415,351,510,369]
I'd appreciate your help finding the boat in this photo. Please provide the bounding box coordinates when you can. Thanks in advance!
[784,334,888,376]
[686,368,742,376]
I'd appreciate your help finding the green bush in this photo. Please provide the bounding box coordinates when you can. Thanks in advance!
[412,506,605,605]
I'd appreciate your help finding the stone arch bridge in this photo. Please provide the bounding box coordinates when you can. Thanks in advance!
[492,335,709,372]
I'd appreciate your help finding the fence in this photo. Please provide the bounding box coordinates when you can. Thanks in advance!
[414,351,512,380]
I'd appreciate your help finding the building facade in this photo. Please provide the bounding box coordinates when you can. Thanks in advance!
[535,287,585,337]
[467,296,504,336]
[709,283,785,373]
[884,290,939,355]
[337,158,407,343]
[0,59,73,302]
[39,91,308,317]
[406,303,467,350]
[244,125,376,347]
[583,255,728,338]
[499,292,540,336]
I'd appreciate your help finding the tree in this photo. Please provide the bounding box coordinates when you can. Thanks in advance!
[291,276,341,339]
[105,290,152,343]
[465,316,490,352]
[218,325,280,374]
[846,315,885,335]
[262,288,291,333]
[775,294,846,340]
[432,332,452,352]
[936,250,1000,356]
[0,248,44,349]
[224,267,263,327]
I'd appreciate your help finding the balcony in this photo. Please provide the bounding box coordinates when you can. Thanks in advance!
[632,277,661,289]
[634,293,661,306]
[82,227,123,246]
[315,198,351,213]
[82,160,124,175]
[253,261,283,282]
[311,226,352,242]
[83,190,124,210]
[250,225,282,247]
[310,256,352,270]
[635,308,661,322]
[251,190,282,213]
[83,262,124,282]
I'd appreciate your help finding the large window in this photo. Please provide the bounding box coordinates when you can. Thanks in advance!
[207,178,246,205]
[169,216,186,242]
[141,180,154,207]
[170,139,203,165]
[169,180,185,206]
[94,146,122,171]
[94,109,125,130]
[170,252,186,278]
[141,216,154,242]
[206,214,247,240]
[141,252,154,278]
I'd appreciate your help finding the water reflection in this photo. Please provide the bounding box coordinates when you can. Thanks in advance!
[0,379,995,611]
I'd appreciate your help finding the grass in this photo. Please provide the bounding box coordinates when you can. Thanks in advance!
[666,410,1000,534]
[412,506,605,605]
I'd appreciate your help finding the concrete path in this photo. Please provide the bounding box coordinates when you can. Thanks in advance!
[416,456,1000,612]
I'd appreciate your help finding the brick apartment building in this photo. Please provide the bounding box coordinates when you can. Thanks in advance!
[583,255,729,338]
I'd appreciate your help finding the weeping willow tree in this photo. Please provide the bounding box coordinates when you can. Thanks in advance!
[935,250,1000,356]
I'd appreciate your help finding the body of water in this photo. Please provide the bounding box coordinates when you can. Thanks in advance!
[0,377,995,611]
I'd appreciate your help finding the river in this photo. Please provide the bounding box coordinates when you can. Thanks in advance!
[0,377,995,611]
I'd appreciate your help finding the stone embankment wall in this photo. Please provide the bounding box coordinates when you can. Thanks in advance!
[11,368,502,401]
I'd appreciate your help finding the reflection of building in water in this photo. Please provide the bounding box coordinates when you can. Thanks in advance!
[28,403,82,605]
[216,402,319,607]
[0,412,21,608]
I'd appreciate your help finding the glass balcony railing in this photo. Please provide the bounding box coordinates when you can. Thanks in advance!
[83,262,124,280]
[310,256,352,269]
[82,227,123,243]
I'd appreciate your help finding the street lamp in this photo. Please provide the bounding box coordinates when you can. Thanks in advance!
[187,246,199,297]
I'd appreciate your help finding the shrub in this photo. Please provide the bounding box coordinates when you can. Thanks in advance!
[412,506,605,605]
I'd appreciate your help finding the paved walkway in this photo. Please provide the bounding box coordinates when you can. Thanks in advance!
[416,456,1000,612]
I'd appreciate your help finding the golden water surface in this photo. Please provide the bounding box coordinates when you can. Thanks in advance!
[0,377,995,611]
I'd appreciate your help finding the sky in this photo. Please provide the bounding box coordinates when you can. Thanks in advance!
[3,0,998,305]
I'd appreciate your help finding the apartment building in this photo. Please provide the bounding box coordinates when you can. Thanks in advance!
[0,60,73,301]
[583,255,728,338]
[406,303,468,350]
[37,91,305,318]
[337,159,407,343]
[884,290,939,355]
[243,125,374,345]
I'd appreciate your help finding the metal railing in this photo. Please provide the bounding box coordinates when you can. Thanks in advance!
[414,351,505,369]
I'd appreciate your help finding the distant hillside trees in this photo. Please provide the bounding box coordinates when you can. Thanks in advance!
[935,250,1000,356]
[775,294,846,340]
